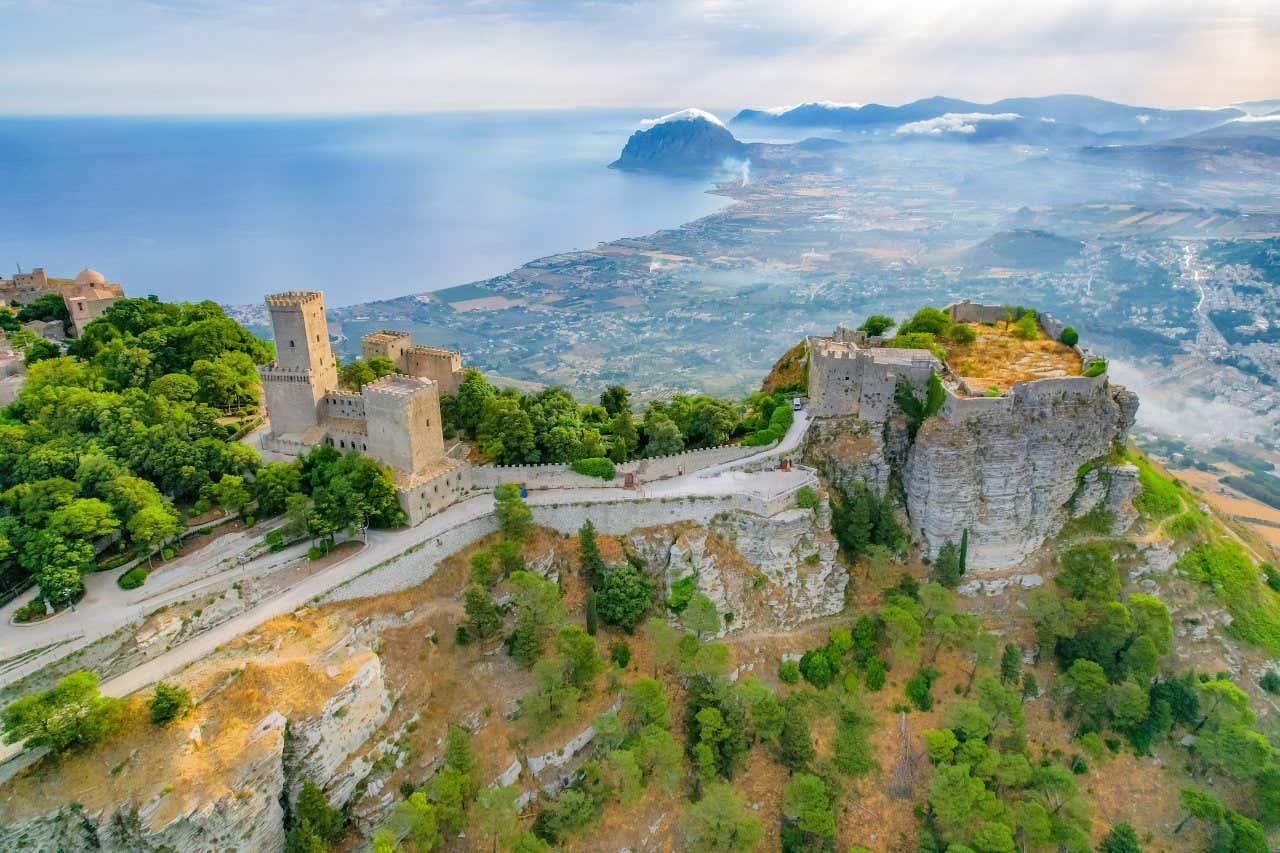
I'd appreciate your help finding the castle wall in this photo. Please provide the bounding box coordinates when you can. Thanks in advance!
[261,370,329,437]
[396,464,471,526]
[807,336,935,421]
[324,392,366,419]
[363,376,444,476]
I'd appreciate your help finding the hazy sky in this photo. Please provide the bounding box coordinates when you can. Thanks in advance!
[2,0,1276,114]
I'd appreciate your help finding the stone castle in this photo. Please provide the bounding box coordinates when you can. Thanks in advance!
[806,301,1139,569]
[257,291,467,524]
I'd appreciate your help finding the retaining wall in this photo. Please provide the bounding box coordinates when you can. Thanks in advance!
[469,441,763,492]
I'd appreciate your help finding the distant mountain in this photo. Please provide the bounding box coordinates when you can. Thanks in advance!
[1231,98,1280,116]
[732,95,1243,140]
[610,109,747,175]
[965,229,1085,271]
[1079,115,1280,171]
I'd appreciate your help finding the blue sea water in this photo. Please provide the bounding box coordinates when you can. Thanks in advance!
[0,111,728,307]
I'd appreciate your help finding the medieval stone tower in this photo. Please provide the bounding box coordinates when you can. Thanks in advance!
[260,291,339,438]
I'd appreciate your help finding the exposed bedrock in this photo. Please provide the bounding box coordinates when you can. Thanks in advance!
[903,382,1138,568]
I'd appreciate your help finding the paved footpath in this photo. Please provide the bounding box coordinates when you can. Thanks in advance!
[0,415,814,772]
[0,412,812,697]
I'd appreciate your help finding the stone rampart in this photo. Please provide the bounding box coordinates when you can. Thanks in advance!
[469,442,763,491]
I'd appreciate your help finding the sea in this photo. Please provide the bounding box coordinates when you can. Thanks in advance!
[0,111,730,307]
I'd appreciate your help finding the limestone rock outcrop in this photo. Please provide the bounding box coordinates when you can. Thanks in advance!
[903,382,1138,568]
[627,506,847,635]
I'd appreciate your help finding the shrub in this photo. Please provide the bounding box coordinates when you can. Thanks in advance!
[1013,312,1040,340]
[597,564,654,632]
[118,567,148,590]
[307,545,325,561]
[779,660,802,684]
[13,598,47,623]
[795,486,818,510]
[864,655,887,692]
[161,547,175,561]
[1177,540,1280,653]
[265,530,285,551]
[1260,671,1280,695]
[149,682,191,725]
[665,575,696,612]
[943,322,976,344]
[1082,359,1107,378]
[1059,326,1079,347]
[904,666,940,711]
[570,457,615,480]
[799,648,837,689]
[610,641,631,668]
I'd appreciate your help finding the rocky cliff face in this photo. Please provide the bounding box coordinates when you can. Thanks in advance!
[0,650,390,853]
[627,506,847,634]
[903,382,1139,568]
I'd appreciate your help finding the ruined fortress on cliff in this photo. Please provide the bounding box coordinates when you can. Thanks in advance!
[257,291,467,524]
[806,300,1140,570]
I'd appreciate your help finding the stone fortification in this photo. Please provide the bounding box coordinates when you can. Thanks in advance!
[807,334,937,420]
[362,330,466,395]
[806,304,1139,570]
[259,291,463,525]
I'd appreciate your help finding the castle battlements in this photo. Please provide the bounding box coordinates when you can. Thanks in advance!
[259,289,462,526]
[265,290,325,308]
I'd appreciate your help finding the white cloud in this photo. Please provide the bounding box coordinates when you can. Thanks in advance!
[638,108,726,129]
[757,101,864,115]
[895,112,1021,135]
[0,0,1277,113]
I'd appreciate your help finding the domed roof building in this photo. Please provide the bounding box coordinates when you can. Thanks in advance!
[74,268,107,285]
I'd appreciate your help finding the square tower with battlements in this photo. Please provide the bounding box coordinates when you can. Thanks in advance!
[363,374,445,476]
[260,291,339,441]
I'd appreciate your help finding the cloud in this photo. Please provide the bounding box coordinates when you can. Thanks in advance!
[638,108,726,129]
[757,101,864,115]
[0,0,1277,113]
[896,112,1021,135]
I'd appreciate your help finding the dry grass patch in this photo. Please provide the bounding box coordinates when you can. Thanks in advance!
[945,322,1082,394]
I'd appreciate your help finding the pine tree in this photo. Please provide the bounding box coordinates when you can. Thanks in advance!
[584,589,598,636]
[1000,643,1022,684]
[958,528,969,573]
[933,540,962,587]
[464,583,501,640]
[578,520,606,588]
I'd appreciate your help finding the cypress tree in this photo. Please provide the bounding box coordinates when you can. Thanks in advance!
[958,528,969,574]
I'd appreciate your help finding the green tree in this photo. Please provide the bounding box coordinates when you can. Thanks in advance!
[681,783,763,853]
[391,791,441,851]
[1000,643,1022,685]
[777,701,815,771]
[1098,822,1142,853]
[857,315,895,336]
[782,773,837,849]
[933,540,963,587]
[464,583,502,640]
[682,593,721,639]
[494,483,532,542]
[506,571,565,667]
[600,385,631,416]
[643,416,684,457]
[623,677,671,730]
[474,784,520,853]
[596,563,654,632]
[1062,659,1110,733]
[295,779,344,843]
[519,658,581,733]
[213,473,252,515]
[1,671,125,753]
[339,360,376,390]
[555,626,602,692]
[47,497,119,541]
[577,520,605,587]
[443,723,476,790]
[149,681,192,725]
[1055,543,1119,602]
[641,616,683,677]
